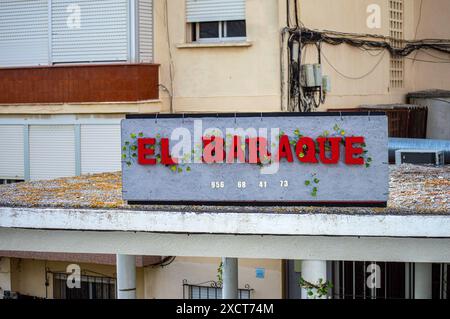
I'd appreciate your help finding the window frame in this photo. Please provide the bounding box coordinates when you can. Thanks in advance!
[53,273,117,300]
[182,282,253,299]
[192,20,247,43]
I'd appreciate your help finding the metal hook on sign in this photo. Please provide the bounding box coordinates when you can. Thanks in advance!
[260,112,263,121]
[234,113,237,124]
[339,111,343,121]
[182,113,185,124]
[155,113,158,124]
[216,113,219,121]
[368,111,371,122]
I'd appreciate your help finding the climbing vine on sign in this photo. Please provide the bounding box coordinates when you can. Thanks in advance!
[304,173,320,197]
[122,132,192,173]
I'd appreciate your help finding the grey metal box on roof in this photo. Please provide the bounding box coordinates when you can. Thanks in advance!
[408,90,450,140]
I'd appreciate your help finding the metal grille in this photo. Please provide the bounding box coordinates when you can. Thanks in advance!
[333,262,449,299]
[330,106,428,139]
[183,282,252,299]
[332,261,406,299]
[433,263,449,299]
[389,0,404,89]
[53,273,116,299]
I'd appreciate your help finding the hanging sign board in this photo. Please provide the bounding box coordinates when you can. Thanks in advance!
[121,113,389,206]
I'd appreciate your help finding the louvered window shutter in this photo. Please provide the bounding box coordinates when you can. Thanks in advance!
[0,0,49,67]
[138,0,153,63]
[51,0,129,63]
[186,0,246,23]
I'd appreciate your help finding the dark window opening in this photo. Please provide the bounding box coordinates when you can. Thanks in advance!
[332,261,449,299]
[199,21,220,39]
[191,20,247,42]
[53,273,116,299]
[226,20,246,37]
[332,261,406,299]
[0,179,24,184]
[182,282,252,299]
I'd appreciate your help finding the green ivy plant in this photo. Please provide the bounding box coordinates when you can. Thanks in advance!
[304,173,320,197]
[299,277,333,299]
[121,132,144,167]
[217,261,223,286]
[122,132,191,173]
[330,124,372,168]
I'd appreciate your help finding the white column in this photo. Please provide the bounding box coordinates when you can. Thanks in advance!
[116,254,136,299]
[222,257,238,299]
[414,263,432,299]
[301,260,328,299]
[0,257,12,299]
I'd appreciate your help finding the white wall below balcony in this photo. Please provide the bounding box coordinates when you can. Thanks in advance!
[0,227,449,263]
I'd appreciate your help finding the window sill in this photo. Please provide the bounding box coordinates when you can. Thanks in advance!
[176,41,252,49]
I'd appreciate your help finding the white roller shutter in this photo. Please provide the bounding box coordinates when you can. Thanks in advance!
[0,0,49,67]
[29,125,75,180]
[138,0,153,63]
[51,0,129,63]
[80,125,121,174]
[0,126,24,179]
[186,0,246,23]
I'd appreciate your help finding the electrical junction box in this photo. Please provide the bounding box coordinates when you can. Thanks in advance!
[395,149,444,166]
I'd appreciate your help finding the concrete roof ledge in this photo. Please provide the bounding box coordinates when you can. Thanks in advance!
[1,206,449,238]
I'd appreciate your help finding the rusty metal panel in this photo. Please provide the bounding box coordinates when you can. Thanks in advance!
[0,64,159,103]
[330,105,427,139]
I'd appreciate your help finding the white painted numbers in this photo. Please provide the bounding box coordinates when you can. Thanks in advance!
[209,180,290,189]
[259,181,268,188]
[211,181,225,189]
[237,181,246,189]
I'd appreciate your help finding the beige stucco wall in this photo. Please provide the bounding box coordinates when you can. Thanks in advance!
[411,0,450,91]
[300,0,450,109]
[2,0,448,115]
[154,0,450,113]
[300,0,399,109]
[0,101,162,115]
[145,257,283,299]
[154,0,284,113]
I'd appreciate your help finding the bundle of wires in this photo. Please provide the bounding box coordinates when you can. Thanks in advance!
[300,28,450,57]
[282,25,450,112]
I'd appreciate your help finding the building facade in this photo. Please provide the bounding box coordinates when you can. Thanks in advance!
[1,0,450,183]
[0,0,449,299]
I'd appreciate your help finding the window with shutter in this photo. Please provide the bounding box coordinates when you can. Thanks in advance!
[0,0,154,67]
[186,0,247,43]
[186,0,246,23]
[51,0,129,63]
[0,0,49,67]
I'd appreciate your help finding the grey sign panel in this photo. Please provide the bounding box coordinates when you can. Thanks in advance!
[121,113,389,206]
